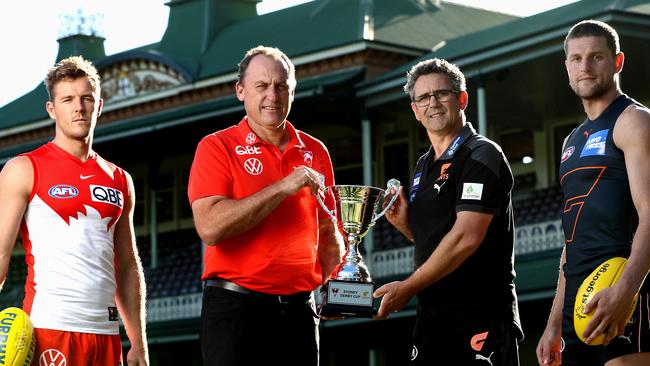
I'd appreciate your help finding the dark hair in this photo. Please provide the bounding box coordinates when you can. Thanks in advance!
[564,20,620,56]
[403,58,466,100]
[237,45,296,88]
[44,56,100,101]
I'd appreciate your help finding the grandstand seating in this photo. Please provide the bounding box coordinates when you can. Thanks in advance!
[368,185,566,278]
[141,229,203,298]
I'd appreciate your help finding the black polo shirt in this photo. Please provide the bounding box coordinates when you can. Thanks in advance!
[408,122,519,324]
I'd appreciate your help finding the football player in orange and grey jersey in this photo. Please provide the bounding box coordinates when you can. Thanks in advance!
[0,56,149,365]
[537,20,650,366]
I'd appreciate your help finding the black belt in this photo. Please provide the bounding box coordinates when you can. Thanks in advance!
[204,278,311,304]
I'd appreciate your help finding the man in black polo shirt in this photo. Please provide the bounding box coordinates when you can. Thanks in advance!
[373,58,522,365]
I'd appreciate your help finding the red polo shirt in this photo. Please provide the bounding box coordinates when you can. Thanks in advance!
[188,118,335,294]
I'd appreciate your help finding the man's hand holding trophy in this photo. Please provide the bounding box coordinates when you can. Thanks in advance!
[315,178,401,317]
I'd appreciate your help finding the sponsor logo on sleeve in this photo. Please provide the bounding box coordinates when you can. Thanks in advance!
[561,146,575,163]
[410,173,422,203]
[48,185,79,199]
[90,185,124,208]
[580,129,608,157]
[461,183,483,200]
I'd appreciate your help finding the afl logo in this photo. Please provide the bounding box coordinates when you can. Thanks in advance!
[561,146,575,163]
[245,132,257,144]
[244,158,263,175]
[39,348,67,366]
[48,185,78,199]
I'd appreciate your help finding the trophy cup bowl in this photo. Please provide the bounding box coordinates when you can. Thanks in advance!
[317,179,400,317]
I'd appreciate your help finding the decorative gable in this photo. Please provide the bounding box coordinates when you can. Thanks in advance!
[100,58,187,102]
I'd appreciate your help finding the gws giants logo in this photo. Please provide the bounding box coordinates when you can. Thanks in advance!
[470,331,489,351]
[48,185,78,199]
[244,158,263,176]
[245,132,257,144]
[561,146,575,163]
[436,163,452,182]
[39,348,66,366]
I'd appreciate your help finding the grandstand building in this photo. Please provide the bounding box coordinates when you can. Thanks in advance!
[1,0,650,364]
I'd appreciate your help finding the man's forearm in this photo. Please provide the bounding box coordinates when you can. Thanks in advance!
[195,183,289,244]
[116,261,148,352]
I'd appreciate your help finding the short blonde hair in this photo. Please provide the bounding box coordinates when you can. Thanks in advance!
[45,56,100,101]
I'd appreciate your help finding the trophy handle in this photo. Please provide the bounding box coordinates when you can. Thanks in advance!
[315,176,338,224]
[372,178,401,224]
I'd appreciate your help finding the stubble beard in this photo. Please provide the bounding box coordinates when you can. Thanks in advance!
[571,78,615,102]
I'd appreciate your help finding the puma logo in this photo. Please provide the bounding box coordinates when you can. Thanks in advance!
[475,351,494,365]
[433,182,446,193]
[618,333,632,344]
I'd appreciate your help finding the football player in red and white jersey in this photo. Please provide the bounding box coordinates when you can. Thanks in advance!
[0,56,148,365]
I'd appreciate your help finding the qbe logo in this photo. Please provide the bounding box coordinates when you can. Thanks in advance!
[235,145,262,155]
[90,185,124,208]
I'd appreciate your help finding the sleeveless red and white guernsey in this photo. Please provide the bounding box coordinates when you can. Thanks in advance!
[20,142,128,334]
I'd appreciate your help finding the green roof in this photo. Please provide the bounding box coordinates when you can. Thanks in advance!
[358,0,650,95]
[195,0,514,79]
[0,0,514,132]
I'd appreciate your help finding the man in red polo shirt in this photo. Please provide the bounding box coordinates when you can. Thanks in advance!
[188,45,344,366]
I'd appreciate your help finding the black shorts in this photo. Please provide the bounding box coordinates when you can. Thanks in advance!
[200,285,320,366]
[411,307,521,366]
[561,276,650,365]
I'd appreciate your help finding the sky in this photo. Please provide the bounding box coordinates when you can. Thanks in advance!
[0,0,578,108]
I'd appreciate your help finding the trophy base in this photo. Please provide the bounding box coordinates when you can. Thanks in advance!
[319,279,377,318]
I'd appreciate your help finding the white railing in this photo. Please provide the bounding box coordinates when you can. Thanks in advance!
[515,219,564,255]
[146,293,202,322]
[370,246,414,278]
[364,220,564,281]
[144,223,563,323]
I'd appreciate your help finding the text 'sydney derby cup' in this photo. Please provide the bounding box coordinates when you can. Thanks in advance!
[317,179,400,317]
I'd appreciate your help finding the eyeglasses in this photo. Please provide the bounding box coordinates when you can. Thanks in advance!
[412,89,459,107]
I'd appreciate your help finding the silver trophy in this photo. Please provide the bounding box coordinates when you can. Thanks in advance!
[316,178,400,317]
